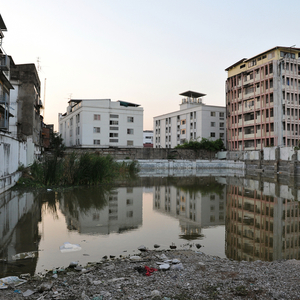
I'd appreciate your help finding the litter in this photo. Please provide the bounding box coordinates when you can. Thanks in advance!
[59,242,82,253]
[23,289,35,297]
[12,251,37,261]
[0,276,27,289]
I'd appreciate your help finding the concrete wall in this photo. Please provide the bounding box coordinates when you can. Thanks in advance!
[64,147,218,160]
[0,133,27,194]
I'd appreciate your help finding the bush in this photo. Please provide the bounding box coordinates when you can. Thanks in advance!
[175,138,225,151]
[18,153,139,188]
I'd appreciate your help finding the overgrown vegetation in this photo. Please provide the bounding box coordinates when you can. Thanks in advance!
[175,138,225,151]
[18,153,139,188]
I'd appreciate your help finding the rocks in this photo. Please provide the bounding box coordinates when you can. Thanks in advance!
[1,250,300,299]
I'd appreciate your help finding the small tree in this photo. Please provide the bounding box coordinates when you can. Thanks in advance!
[50,132,65,158]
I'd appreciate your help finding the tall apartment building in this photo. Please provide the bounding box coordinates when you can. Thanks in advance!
[226,46,300,150]
[0,15,13,131]
[153,91,226,148]
[58,99,143,148]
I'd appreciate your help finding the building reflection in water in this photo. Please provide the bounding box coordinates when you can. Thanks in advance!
[0,190,41,276]
[153,177,226,240]
[226,177,300,261]
[58,186,143,235]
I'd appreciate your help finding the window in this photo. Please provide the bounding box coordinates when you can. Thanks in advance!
[94,114,101,120]
[110,126,118,130]
[248,59,256,67]
[220,123,224,128]
[181,129,186,134]
[210,132,215,137]
[77,127,80,135]
[127,211,133,218]
[110,120,118,125]
[93,127,100,133]
[109,139,118,142]
[127,140,133,146]
[109,133,118,137]
[93,139,100,145]
[181,119,186,125]
[127,129,134,134]
[211,111,216,117]
[220,133,224,138]
[211,122,216,127]
[110,114,119,118]
[127,116,134,123]
[126,199,133,205]
[219,112,224,118]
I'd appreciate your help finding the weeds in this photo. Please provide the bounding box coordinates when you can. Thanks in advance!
[17,153,140,188]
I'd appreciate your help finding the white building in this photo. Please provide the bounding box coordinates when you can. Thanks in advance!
[143,130,153,147]
[58,99,143,148]
[153,91,226,148]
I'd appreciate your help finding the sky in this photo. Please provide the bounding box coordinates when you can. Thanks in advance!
[2,0,300,131]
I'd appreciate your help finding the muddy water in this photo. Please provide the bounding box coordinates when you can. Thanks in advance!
[0,175,299,276]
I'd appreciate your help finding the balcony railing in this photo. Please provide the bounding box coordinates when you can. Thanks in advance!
[0,54,9,71]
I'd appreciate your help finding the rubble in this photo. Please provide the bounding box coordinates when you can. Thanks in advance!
[1,250,300,299]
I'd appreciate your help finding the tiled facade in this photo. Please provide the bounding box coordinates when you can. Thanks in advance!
[226,46,300,150]
[153,91,226,148]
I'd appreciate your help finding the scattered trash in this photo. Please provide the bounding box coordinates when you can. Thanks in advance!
[52,274,58,279]
[14,289,22,294]
[151,290,161,297]
[154,244,160,249]
[138,245,147,252]
[20,273,31,279]
[12,251,38,261]
[169,243,176,250]
[159,263,170,270]
[170,263,184,270]
[59,242,82,253]
[130,255,142,261]
[134,266,158,276]
[0,276,27,289]
[23,289,35,297]
[69,261,79,268]
[38,282,53,292]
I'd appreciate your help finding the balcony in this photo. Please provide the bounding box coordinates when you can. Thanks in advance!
[0,93,8,104]
[243,78,254,86]
[0,54,9,71]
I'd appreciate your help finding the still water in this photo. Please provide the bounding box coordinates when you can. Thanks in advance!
[0,175,299,276]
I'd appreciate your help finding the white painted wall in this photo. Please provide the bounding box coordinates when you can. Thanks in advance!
[153,103,226,148]
[280,147,294,161]
[0,133,27,194]
[59,99,143,148]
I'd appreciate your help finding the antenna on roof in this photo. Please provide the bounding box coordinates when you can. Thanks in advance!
[37,57,41,72]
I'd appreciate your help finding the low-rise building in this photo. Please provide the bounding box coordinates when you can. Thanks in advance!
[153,91,226,148]
[58,99,143,148]
[143,130,153,147]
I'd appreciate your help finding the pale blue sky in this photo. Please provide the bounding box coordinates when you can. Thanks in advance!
[2,0,300,130]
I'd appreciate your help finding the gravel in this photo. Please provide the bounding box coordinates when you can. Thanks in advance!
[1,249,300,299]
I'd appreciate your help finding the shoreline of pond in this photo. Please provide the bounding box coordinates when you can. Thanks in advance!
[1,249,299,299]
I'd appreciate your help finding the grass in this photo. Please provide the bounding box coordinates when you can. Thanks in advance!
[16,153,139,188]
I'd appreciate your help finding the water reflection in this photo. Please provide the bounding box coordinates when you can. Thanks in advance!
[153,177,226,240]
[0,190,41,276]
[2,175,300,277]
[226,176,300,261]
[58,186,143,234]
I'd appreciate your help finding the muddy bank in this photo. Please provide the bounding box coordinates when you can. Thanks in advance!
[0,250,299,299]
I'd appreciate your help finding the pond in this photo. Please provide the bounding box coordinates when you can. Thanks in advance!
[0,174,299,277]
